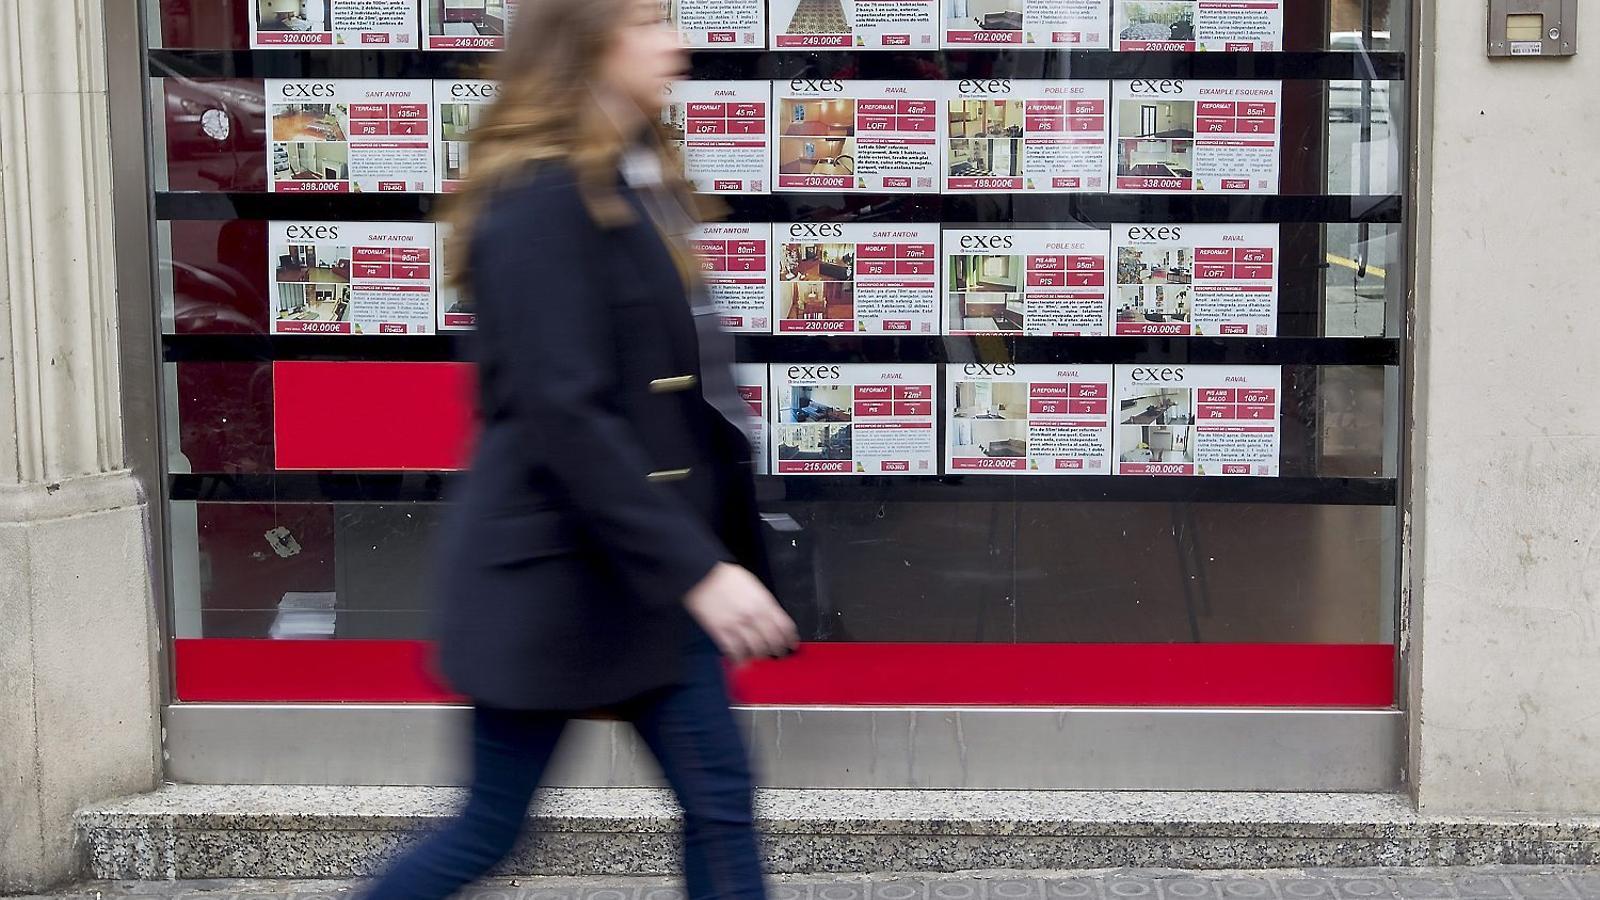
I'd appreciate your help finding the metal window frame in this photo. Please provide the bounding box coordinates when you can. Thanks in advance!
[109,0,177,710]
[162,704,1404,790]
[108,0,1417,791]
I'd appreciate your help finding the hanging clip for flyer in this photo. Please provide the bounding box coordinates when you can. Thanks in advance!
[1487,0,1577,57]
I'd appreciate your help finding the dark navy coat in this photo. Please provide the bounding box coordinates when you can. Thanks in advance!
[431,162,767,710]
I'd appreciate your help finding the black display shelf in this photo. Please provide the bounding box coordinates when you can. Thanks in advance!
[169,472,1396,506]
[150,48,1407,82]
[155,191,1403,225]
[161,333,1400,366]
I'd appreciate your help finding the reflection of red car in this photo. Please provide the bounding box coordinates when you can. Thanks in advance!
[167,259,264,334]
[154,56,267,191]
[166,221,270,334]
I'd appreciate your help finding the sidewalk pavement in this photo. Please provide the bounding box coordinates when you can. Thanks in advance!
[24,867,1600,900]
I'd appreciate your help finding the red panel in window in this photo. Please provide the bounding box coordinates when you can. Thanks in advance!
[273,361,477,470]
[174,639,1396,707]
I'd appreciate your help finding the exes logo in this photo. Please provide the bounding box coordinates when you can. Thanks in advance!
[285,224,340,240]
[1125,226,1184,242]
[786,364,842,380]
[957,79,1011,94]
[787,223,845,239]
[280,82,337,99]
[1128,366,1187,382]
[962,363,1017,377]
[789,79,845,93]
[958,234,1013,251]
[450,82,499,100]
[1127,79,1186,95]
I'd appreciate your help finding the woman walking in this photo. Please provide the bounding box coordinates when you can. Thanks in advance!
[363,0,798,894]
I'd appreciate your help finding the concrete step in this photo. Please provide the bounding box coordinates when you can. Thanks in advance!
[75,787,1600,881]
[35,869,1600,900]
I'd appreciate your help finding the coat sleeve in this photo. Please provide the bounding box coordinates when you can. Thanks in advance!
[472,167,728,609]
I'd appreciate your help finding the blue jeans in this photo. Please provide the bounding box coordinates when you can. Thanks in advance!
[365,647,766,900]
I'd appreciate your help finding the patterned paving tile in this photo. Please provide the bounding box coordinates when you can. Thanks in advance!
[1158,879,1220,900]
[1044,876,1103,900]
[1505,877,1576,900]
[1561,877,1600,896]
[1329,877,1398,900]
[1565,875,1600,900]
[1454,876,1513,899]
[1392,877,1454,899]
[870,879,930,900]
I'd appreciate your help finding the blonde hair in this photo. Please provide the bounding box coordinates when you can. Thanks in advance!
[440,0,702,292]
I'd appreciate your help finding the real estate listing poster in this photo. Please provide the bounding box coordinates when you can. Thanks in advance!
[269,221,435,335]
[946,363,1114,473]
[1113,364,1280,476]
[942,0,1110,47]
[251,0,419,48]
[1110,80,1281,194]
[435,222,473,330]
[267,79,434,193]
[426,0,517,50]
[772,363,939,475]
[434,79,497,192]
[735,364,770,474]
[943,228,1111,335]
[773,222,939,334]
[673,0,765,46]
[691,223,772,333]
[773,80,942,193]
[1114,0,1282,51]
[769,0,937,49]
[944,79,1109,193]
[1112,224,1278,336]
[663,81,771,194]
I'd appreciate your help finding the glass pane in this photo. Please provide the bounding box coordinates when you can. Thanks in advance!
[173,499,1391,644]
[144,0,1411,711]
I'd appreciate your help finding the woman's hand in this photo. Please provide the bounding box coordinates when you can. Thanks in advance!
[685,563,799,663]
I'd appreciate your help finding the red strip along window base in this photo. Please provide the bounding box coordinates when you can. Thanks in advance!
[174,639,1395,707]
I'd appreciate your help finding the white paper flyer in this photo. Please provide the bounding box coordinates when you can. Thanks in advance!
[674,0,765,46]
[1112,223,1279,336]
[772,363,938,475]
[691,223,772,333]
[773,222,940,334]
[769,0,937,49]
[1111,80,1281,194]
[435,222,473,331]
[1114,0,1283,51]
[946,363,1114,474]
[944,79,1109,193]
[269,221,435,335]
[434,79,498,193]
[1113,364,1281,476]
[943,228,1111,336]
[735,364,770,474]
[267,79,434,193]
[425,0,517,50]
[664,81,772,194]
[251,0,419,48]
[942,0,1110,47]
[774,80,942,193]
